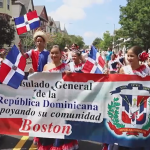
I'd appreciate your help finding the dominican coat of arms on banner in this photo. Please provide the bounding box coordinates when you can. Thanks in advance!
[107,83,150,137]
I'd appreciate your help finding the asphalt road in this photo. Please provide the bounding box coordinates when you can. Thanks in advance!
[0,135,102,150]
[0,63,102,150]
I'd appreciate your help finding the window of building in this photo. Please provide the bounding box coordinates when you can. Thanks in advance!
[7,0,10,10]
[0,0,3,8]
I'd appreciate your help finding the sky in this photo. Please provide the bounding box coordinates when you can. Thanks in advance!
[33,0,127,45]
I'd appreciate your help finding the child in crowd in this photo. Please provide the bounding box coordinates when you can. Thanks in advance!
[18,28,50,73]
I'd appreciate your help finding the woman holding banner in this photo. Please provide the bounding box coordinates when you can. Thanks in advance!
[35,45,78,150]
[105,46,150,150]
[119,46,150,77]
[102,46,150,150]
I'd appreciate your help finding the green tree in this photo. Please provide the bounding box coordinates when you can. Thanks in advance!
[47,33,85,50]
[83,45,89,49]
[92,38,102,48]
[22,35,34,50]
[100,31,113,50]
[47,33,72,50]
[69,35,85,48]
[119,0,150,49]
[0,16,15,48]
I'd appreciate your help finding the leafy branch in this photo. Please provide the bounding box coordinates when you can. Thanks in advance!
[108,97,125,128]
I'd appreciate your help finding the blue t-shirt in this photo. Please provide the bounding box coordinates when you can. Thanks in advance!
[106,51,112,61]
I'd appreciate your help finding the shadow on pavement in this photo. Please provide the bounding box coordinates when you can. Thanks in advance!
[0,135,103,150]
[0,135,21,150]
[79,141,102,150]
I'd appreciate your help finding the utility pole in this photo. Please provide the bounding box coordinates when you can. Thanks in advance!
[113,24,115,50]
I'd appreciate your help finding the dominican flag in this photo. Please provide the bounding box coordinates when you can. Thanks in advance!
[82,46,105,74]
[0,45,26,89]
[120,94,149,125]
[14,10,40,35]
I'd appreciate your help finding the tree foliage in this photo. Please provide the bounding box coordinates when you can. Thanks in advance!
[22,35,34,50]
[22,33,85,51]
[100,31,113,50]
[83,45,89,49]
[69,35,85,49]
[47,33,85,50]
[92,38,102,48]
[90,32,113,51]
[119,0,150,49]
[47,33,71,50]
[0,16,15,48]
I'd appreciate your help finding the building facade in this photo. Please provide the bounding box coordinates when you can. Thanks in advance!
[34,6,48,32]
[0,0,17,48]
[55,21,61,33]
[0,0,15,17]
[61,26,68,35]
[48,16,57,34]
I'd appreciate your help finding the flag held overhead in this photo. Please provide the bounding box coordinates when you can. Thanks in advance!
[0,45,26,89]
[14,10,40,35]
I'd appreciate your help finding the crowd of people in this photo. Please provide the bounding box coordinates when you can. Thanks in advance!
[1,28,150,150]
[103,46,150,78]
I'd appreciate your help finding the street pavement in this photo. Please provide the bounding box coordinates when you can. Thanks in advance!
[0,63,102,150]
[0,135,102,150]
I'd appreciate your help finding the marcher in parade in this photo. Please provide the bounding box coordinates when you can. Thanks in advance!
[105,47,113,68]
[62,46,70,63]
[119,46,150,77]
[103,46,150,150]
[41,45,78,150]
[107,46,150,150]
[71,43,79,51]
[107,53,122,74]
[65,43,79,63]
[117,50,125,66]
[43,45,70,73]
[69,50,86,73]
[18,28,50,73]
[18,28,51,149]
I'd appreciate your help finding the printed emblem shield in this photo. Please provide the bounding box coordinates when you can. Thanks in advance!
[120,94,149,125]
